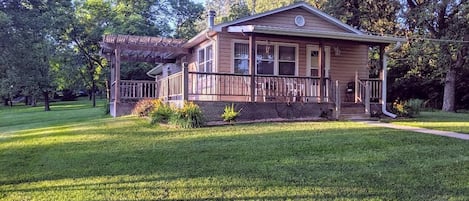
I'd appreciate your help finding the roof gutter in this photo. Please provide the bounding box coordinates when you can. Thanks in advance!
[381,42,402,119]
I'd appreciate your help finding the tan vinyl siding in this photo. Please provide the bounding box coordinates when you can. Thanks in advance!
[329,44,369,97]
[236,8,351,33]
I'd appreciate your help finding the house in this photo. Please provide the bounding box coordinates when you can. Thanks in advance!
[100,2,404,121]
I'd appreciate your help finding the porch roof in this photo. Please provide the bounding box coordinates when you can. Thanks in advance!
[227,25,406,44]
[100,34,189,63]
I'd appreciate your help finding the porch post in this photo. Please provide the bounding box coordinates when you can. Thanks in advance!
[249,33,256,102]
[379,45,385,103]
[355,71,358,103]
[365,81,370,114]
[318,42,325,103]
[114,48,121,117]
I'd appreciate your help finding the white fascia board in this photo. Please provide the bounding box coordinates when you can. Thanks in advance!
[227,25,405,44]
[183,29,209,48]
[227,25,255,33]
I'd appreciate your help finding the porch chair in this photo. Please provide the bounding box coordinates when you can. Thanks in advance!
[345,81,355,102]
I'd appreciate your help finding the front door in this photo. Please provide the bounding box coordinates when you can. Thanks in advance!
[306,45,330,101]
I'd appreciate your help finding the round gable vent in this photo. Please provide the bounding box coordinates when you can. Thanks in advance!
[294,15,305,27]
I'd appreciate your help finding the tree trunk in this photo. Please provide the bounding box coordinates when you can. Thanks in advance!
[92,80,96,107]
[43,91,50,111]
[31,96,37,107]
[443,34,469,112]
[442,67,456,112]
[24,96,29,106]
[3,97,8,106]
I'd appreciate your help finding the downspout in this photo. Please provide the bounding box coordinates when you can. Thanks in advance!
[381,42,401,118]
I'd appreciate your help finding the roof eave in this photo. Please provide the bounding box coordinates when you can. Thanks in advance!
[228,25,405,44]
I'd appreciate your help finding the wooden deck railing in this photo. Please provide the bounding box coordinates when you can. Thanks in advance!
[157,72,183,100]
[187,72,331,102]
[120,80,157,99]
[361,78,381,102]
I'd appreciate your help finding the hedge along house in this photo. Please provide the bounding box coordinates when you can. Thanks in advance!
[101,2,404,121]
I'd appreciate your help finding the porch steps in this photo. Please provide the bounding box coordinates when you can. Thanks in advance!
[339,103,375,120]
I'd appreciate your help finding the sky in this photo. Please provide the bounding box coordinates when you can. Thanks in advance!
[192,0,205,5]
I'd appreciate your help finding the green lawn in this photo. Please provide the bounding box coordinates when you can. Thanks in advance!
[1,101,469,200]
[391,111,469,134]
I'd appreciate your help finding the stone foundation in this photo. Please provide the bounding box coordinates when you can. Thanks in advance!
[194,101,334,122]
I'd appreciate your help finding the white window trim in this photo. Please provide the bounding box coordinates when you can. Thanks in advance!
[231,40,249,74]
[306,45,330,77]
[231,39,299,76]
[197,42,214,73]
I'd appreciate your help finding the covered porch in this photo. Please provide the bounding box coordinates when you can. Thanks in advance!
[101,34,387,118]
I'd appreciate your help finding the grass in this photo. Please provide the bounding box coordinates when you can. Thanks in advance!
[1,101,469,200]
[391,111,469,134]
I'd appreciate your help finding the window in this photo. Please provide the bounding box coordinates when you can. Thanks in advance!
[309,50,319,76]
[256,44,275,75]
[233,43,249,74]
[278,46,296,75]
[232,42,297,76]
[198,45,213,73]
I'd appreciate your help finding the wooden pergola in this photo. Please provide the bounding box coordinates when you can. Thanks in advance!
[100,34,189,116]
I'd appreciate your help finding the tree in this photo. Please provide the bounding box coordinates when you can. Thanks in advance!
[404,0,469,112]
[0,0,74,111]
[168,0,204,39]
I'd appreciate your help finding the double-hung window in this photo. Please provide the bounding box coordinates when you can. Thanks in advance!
[278,46,296,76]
[233,43,249,74]
[198,44,213,73]
[256,44,275,75]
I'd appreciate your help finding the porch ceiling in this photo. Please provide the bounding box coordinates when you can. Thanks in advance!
[100,34,189,63]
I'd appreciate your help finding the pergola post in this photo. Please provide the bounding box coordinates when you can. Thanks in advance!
[249,33,256,102]
[114,48,121,117]
[182,59,189,101]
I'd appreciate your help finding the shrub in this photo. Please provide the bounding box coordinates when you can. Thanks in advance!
[150,102,174,124]
[170,101,204,128]
[392,99,423,118]
[406,99,424,117]
[221,103,241,123]
[132,99,161,117]
[103,100,110,115]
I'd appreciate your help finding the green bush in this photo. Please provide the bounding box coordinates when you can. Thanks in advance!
[406,99,424,116]
[103,100,110,115]
[221,103,241,123]
[170,101,204,128]
[150,102,174,124]
[392,99,423,118]
[132,99,161,117]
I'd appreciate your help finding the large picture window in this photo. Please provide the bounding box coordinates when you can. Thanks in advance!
[198,44,213,73]
[233,42,297,76]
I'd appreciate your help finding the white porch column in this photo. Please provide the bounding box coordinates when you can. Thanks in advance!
[113,48,121,117]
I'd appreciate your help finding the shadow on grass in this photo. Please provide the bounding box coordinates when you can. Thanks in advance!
[2,122,469,200]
